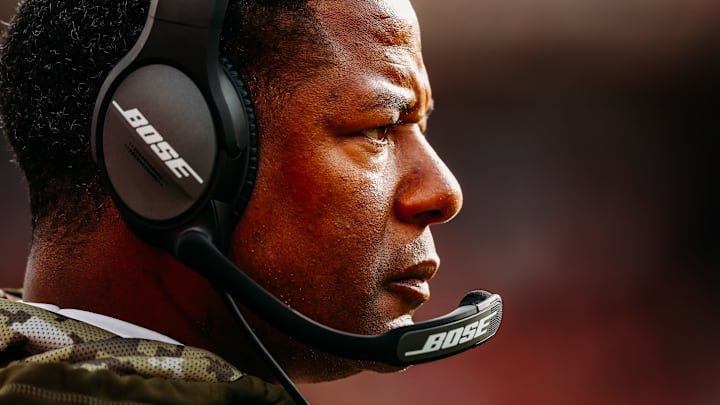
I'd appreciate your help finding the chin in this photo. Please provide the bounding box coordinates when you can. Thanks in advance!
[352,315,414,373]
[278,315,417,383]
[241,303,419,382]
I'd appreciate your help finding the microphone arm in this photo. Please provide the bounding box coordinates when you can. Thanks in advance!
[176,230,502,367]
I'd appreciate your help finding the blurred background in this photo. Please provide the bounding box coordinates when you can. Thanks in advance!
[1,0,719,404]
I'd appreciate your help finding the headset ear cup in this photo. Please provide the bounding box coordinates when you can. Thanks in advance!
[96,63,219,224]
[220,57,259,216]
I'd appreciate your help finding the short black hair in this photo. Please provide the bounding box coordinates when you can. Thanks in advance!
[0,0,327,237]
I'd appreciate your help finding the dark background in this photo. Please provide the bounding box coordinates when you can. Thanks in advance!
[2,1,719,404]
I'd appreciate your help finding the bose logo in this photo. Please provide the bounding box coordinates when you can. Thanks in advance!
[112,101,204,184]
[404,311,498,357]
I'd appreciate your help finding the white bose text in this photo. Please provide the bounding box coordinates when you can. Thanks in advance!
[404,311,497,357]
[112,101,204,184]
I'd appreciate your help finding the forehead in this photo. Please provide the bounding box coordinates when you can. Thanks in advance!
[312,0,422,59]
[305,0,430,121]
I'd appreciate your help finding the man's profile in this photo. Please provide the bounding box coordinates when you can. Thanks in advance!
[0,0,498,403]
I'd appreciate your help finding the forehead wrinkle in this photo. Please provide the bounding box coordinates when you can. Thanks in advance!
[310,0,429,127]
[315,0,419,56]
[368,10,415,47]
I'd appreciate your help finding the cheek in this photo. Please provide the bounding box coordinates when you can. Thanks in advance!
[230,135,397,330]
[294,142,394,264]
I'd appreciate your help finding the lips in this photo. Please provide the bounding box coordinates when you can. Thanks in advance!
[385,261,438,308]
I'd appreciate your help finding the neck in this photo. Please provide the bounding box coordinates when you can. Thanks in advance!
[22,207,274,380]
[25,214,204,339]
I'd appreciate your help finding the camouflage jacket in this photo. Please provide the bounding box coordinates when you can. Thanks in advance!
[0,297,293,404]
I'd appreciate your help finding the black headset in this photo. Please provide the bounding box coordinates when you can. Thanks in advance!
[92,0,502,402]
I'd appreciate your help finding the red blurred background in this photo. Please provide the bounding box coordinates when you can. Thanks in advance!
[1,1,719,404]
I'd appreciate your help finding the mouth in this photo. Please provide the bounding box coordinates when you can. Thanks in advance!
[385,261,437,309]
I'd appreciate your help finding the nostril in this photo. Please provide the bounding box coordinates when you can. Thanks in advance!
[417,209,444,224]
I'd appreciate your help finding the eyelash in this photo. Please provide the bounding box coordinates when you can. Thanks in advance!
[359,119,429,144]
[361,126,393,142]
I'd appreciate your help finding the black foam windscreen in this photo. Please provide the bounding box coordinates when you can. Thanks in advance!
[460,290,492,306]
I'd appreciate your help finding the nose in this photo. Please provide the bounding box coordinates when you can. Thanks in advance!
[394,134,463,227]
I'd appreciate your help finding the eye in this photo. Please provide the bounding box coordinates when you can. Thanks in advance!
[362,126,391,142]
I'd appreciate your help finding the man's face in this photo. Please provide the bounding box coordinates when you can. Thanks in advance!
[229,0,462,381]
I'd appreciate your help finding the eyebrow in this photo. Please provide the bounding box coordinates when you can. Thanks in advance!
[360,92,411,113]
[360,92,434,120]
